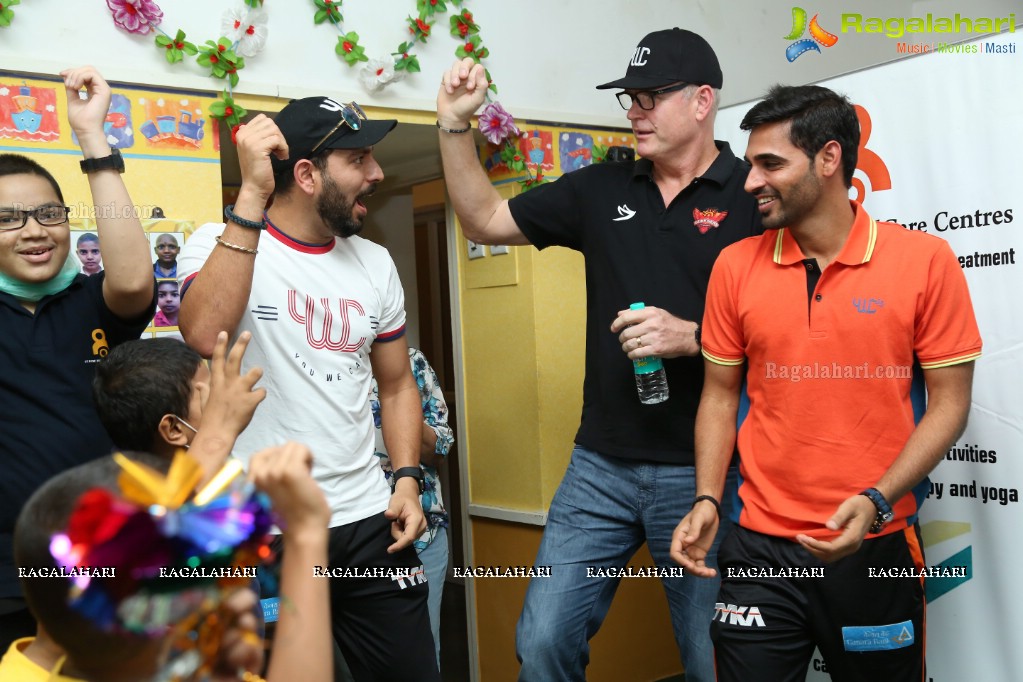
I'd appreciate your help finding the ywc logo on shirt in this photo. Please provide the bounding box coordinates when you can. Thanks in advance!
[287,290,368,352]
[852,297,884,313]
[715,602,766,627]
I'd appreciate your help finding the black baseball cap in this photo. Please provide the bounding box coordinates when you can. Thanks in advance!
[596,28,723,91]
[271,96,397,173]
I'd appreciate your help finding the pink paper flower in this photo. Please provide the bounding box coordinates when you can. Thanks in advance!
[478,101,519,145]
[107,0,163,35]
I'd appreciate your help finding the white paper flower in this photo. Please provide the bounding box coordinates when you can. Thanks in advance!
[359,56,403,93]
[221,6,268,57]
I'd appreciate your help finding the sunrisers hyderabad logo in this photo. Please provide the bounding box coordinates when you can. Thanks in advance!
[693,208,728,234]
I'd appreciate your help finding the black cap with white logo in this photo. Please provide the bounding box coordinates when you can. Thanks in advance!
[596,27,723,91]
[271,97,397,174]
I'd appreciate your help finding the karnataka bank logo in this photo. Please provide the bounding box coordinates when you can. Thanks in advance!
[784,7,839,61]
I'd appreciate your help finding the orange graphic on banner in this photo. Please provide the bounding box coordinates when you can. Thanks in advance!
[851,104,891,203]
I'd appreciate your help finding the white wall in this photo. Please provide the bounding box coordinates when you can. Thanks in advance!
[361,190,419,349]
[0,0,1017,127]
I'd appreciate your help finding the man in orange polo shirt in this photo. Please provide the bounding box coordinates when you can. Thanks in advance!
[670,84,981,680]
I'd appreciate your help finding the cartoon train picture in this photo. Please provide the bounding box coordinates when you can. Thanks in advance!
[139,110,205,147]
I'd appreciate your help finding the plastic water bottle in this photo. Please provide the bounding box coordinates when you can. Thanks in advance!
[630,302,669,404]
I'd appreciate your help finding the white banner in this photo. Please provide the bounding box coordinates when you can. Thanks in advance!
[716,31,1022,682]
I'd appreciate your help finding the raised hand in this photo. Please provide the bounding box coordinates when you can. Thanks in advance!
[235,113,289,203]
[438,57,488,129]
[59,66,113,152]
[248,442,330,538]
[197,331,266,440]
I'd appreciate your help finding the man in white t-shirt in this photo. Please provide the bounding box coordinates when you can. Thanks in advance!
[177,97,438,681]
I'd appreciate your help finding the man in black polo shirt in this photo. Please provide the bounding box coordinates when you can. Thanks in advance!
[0,66,155,650]
[437,28,761,682]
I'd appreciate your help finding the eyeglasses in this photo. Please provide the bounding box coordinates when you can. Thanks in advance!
[173,415,198,434]
[0,204,70,231]
[309,101,368,155]
[615,83,691,111]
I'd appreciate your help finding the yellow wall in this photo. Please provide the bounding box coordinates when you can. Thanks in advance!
[472,519,683,682]
[1,73,224,225]
[457,126,681,679]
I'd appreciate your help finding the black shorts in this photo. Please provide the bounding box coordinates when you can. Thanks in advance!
[711,524,926,682]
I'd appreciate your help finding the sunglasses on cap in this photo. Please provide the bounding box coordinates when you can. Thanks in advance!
[309,101,368,155]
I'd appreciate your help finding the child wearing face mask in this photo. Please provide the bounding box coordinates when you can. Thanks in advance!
[0,66,156,650]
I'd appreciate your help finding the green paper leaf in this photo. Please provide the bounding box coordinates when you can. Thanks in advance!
[344,31,360,42]
[166,50,182,64]
[182,42,198,56]
[314,8,328,24]
[197,54,212,67]
[175,29,187,41]
[229,72,240,88]
[156,35,172,47]
[405,57,421,73]
[209,101,226,117]
[455,46,467,58]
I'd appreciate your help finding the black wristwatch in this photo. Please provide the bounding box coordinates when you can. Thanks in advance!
[392,466,425,494]
[80,149,125,174]
[859,487,893,534]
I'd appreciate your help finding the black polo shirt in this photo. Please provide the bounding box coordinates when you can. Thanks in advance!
[508,141,761,465]
[0,273,153,598]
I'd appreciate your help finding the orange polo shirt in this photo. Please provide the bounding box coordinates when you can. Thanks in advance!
[702,201,981,540]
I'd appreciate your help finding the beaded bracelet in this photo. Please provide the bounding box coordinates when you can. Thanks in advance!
[215,235,258,255]
[692,495,721,518]
[224,204,266,230]
[436,120,471,134]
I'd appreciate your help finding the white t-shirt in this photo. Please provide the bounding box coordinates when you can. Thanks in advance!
[179,220,406,527]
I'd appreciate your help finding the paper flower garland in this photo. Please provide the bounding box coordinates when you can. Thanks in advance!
[104,0,265,130]
[0,0,21,29]
[311,0,498,96]
[107,0,164,35]
[477,101,549,192]
[222,5,268,57]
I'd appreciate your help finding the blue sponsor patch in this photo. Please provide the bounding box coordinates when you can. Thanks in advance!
[842,621,915,652]
[261,597,279,623]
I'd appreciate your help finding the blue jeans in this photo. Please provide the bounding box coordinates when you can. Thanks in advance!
[516,445,736,682]
[418,526,449,669]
